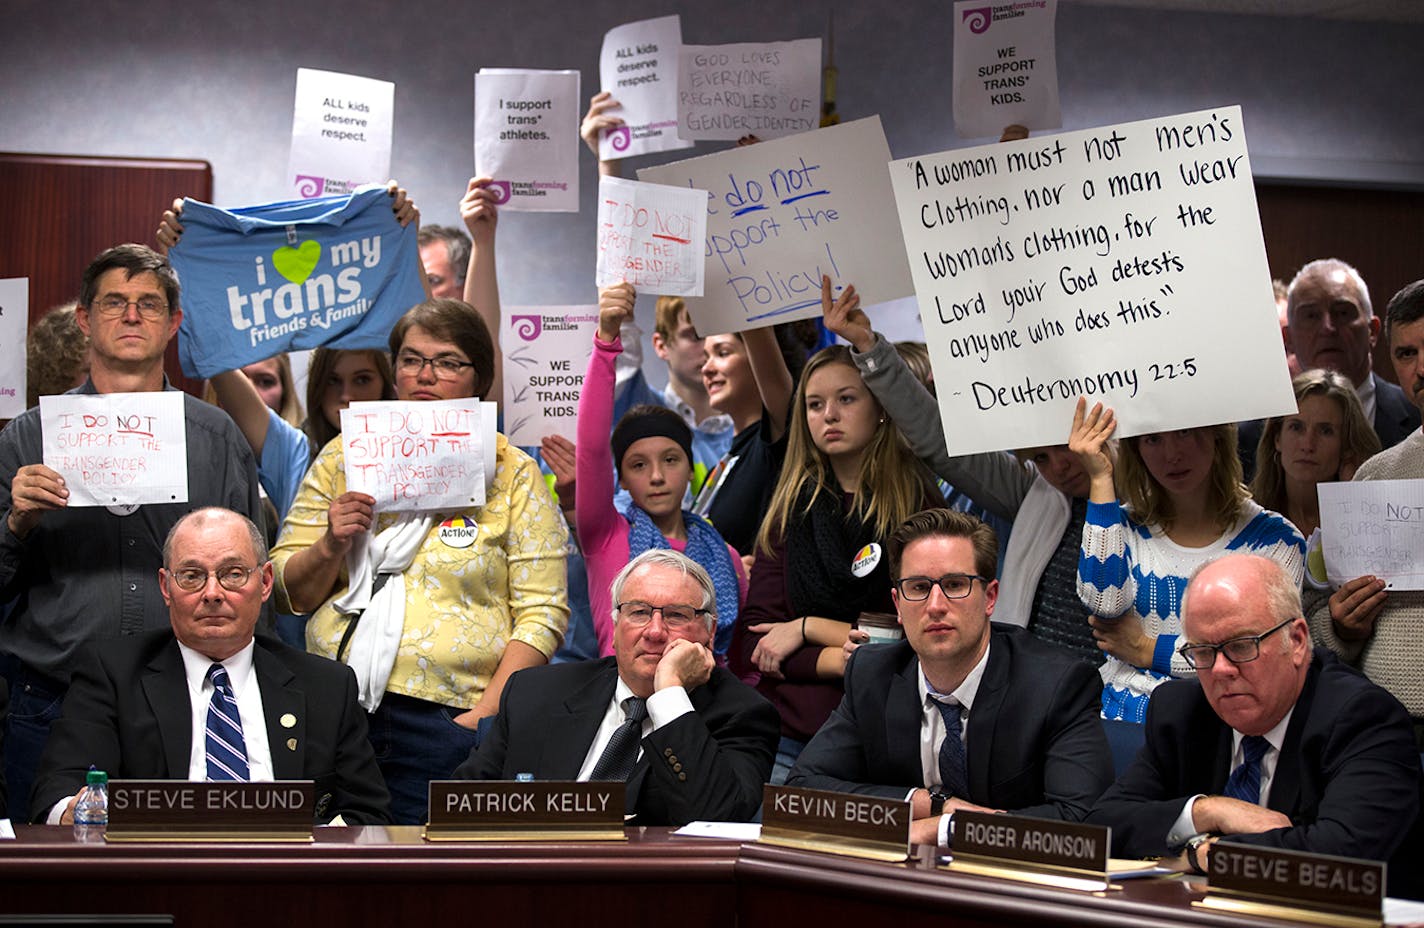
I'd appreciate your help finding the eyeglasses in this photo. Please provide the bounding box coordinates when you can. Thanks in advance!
[168,565,262,592]
[615,601,713,630]
[93,296,169,320]
[1176,617,1295,670]
[396,351,475,379]
[894,574,988,602]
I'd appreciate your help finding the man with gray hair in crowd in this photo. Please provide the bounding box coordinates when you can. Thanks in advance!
[456,548,778,825]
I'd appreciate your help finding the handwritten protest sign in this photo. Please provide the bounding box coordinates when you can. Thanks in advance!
[502,306,598,446]
[596,176,707,295]
[677,39,821,141]
[1319,480,1424,590]
[341,399,485,512]
[0,278,28,419]
[287,68,394,199]
[640,117,913,335]
[889,105,1294,456]
[599,15,693,161]
[952,0,1061,139]
[475,69,580,212]
[41,393,188,507]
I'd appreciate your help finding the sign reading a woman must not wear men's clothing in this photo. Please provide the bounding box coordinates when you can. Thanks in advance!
[168,185,426,379]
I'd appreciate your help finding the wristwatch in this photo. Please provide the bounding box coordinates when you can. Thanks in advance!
[1183,833,1213,875]
[929,789,949,817]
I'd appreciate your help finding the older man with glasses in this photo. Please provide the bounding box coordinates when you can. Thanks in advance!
[788,508,1112,848]
[454,548,778,825]
[1088,552,1423,897]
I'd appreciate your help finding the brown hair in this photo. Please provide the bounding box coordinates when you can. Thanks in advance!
[1118,424,1248,531]
[1251,368,1380,512]
[888,508,998,580]
[80,244,180,312]
[388,299,496,400]
[26,303,88,407]
[654,296,687,342]
[303,348,396,457]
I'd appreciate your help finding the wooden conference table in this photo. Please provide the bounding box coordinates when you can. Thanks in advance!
[0,826,1316,927]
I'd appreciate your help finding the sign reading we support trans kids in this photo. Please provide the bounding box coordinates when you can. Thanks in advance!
[599,15,693,161]
[889,106,1295,457]
[596,177,707,296]
[677,39,821,141]
[41,393,188,508]
[475,69,580,212]
[502,307,598,447]
[340,399,486,513]
[639,117,913,336]
[170,185,426,379]
[952,0,1061,139]
[287,68,395,199]
[0,278,28,419]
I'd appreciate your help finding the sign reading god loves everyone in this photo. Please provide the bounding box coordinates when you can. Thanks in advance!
[169,185,426,379]
[639,116,913,336]
[676,39,822,141]
[598,14,693,161]
[889,105,1294,456]
[596,176,707,295]
[40,392,188,507]
[502,306,598,447]
[287,68,395,199]
[340,398,487,512]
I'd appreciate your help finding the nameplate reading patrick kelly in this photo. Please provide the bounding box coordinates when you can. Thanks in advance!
[106,780,314,842]
[424,781,624,841]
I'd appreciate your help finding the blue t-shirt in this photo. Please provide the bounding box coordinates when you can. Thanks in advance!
[258,408,313,521]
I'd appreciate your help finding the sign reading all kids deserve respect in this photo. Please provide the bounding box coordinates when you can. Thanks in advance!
[40,393,188,507]
[952,0,1061,140]
[287,68,395,199]
[475,69,580,212]
[596,177,707,296]
[598,15,693,161]
[340,399,487,513]
[639,117,913,336]
[889,105,1295,456]
[502,307,598,447]
[169,185,426,379]
[0,278,28,419]
[676,39,821,141]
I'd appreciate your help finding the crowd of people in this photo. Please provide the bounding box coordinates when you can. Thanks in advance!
[0,91,1421,895]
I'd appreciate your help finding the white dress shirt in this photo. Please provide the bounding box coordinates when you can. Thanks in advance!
[575,678,695,781]
[1167,707,1295,846]
[914,643,991,846]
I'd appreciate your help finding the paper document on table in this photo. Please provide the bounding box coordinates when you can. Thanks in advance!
[674,821,761,841]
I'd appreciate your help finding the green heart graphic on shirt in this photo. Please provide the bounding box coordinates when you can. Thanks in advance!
[272,240,322,284]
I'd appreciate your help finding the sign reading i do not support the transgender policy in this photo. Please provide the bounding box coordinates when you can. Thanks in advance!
[889,105,1295,456]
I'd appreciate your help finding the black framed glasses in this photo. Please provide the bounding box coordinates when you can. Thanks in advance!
[615,601,713,630]
[1176,617,1295,670]
[396,351,475,379]
[168,565,262,592]
[93,296,168,320]
[893,574,988,602]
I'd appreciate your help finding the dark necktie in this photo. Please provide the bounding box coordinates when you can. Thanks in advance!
[589,696,648,781]
[934,697,970,800]
[1222,735,1270,804]
[205,663,250,781]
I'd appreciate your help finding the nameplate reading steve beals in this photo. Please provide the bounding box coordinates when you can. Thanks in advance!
[106,780,313,842]
[424,781,625,842]
[759,785,910,862]
[1196,842,1384,926]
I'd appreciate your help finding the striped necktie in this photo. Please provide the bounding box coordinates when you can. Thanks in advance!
[205,663,250,781]
[1222,735,1270,805]
[934,697,970,800]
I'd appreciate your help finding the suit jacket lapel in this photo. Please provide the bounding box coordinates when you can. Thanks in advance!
[143,642,194,778]
[1266,662,1318,816]
[887,657,924,786]
[544,662,619,781]
[966,641,1009,800]
[254,644,304,780]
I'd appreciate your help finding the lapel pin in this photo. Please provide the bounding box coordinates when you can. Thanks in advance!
[280,713,297,729]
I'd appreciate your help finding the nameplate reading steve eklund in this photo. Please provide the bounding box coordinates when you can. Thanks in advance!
[107,780,314,841]
[424,781,625,841]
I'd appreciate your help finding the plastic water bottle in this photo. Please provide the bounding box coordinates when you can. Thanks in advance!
[72,768,108,842]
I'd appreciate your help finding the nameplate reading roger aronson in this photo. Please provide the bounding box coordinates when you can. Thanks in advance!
[759,785,910,862]
[424,782,624,842]
[950,811,1109,888]
[1197,842,1384,924]
[106,781,313,842]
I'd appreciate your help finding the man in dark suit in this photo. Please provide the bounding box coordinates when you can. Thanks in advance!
[1240,258,1420,478]
[455,549,778,825]
[30,508,389,825]
[1087,554,1421,893]
[788,509,1112,847]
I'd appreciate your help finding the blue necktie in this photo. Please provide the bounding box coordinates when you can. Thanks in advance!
[589,697,648,781]
[1222,735,1270,804]
[934,698,970,800]
[205,663,250,781]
